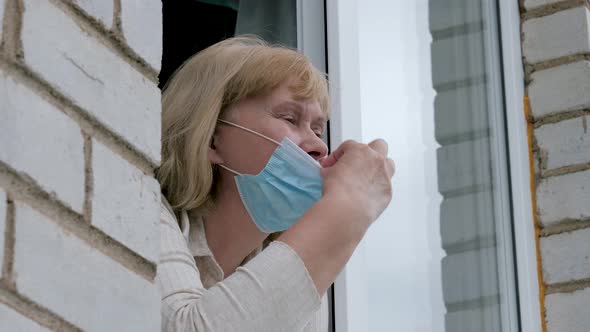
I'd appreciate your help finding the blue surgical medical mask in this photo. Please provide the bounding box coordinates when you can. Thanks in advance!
[217,119,323,233]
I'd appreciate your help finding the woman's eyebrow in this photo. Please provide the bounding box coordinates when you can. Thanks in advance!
[271,101,302,112]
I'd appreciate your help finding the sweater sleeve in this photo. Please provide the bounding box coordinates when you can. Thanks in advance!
[156,202,323,332]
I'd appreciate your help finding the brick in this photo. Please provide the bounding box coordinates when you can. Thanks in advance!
[92,140,160,263]
[0,71,84,212]
[537,170,590,226]
[431,31,486,87]
[535,116,590,170]
[0,305,50,332]
[13,202,160,332]
[0,189,5,270]
[73,0,113,27]
[546,288,590,331]
[440,191,495,250]
[524,0,562,10]
[529,61,590,118]
[522,7,590,63]
[540,228,590,284]
[121,0,162,71]
[434,82,489,142]
[428,0,482,32]
[436,138,492,194]
[441,247,499,304]
[21,0,161,164]
[445,304,500,332]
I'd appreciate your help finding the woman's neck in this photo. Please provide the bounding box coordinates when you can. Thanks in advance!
[201,181,268,278]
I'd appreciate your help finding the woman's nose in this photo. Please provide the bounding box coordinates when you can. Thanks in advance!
[300,131,328,161]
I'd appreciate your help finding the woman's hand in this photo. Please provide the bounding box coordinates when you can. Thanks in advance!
[319,139,395,226]
[278,139,395,295]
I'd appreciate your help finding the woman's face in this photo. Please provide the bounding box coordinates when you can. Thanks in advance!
[210,79,328,175]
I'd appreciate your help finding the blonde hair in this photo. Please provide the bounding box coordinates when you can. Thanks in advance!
[157,36,330,212]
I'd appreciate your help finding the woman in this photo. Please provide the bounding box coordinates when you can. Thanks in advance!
[156,36,395,331]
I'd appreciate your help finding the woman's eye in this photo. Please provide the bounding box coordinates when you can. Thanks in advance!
[283,116,296,124]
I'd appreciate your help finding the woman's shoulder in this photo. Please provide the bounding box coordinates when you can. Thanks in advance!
[160,195,178,225]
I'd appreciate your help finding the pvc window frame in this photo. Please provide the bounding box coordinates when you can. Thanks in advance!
[324,0,541,331]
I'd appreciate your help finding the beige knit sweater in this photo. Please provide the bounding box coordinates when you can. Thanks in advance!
[156,197,329,331]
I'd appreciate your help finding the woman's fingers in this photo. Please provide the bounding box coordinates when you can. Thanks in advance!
[386,158,395,178]
[320,140,358,168]
[368,139,388,157]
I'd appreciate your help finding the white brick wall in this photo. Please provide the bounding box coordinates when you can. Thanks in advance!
[434,82,489,141]
[21,0,161,164]
[0,305,50,332]
[440,191,495,248]
[522,6,590,63]
[528,61,590,117]
[0,70,85,213]
[535,116,590,170]
[540,228,590,284]
[73,0,113,28]
[546,288,590,331]
[536,170,590,226]
[521,1,590,330]
[445,304,500,332]
[436,138,492,193]
[428,0,482,31]
[121,0,163,71]
[441,247,499,304]
[0,0,162,328]
[431,32,486,86]
[92,140,160,263]
[0,188,5,271]
[13,202,160,332]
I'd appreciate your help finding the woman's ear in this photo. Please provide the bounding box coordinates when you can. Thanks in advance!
[208,136,225,165]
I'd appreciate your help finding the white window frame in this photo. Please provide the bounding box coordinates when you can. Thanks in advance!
[498,0,542,331]
[325,0,368,331]
[324,0,542,331]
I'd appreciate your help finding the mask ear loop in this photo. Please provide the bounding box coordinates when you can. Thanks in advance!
[217,119,282,146]
[218,164,241,176]
[215,119,283,176]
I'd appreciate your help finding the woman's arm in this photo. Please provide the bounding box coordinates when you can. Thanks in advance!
[158,203,322,332]
[278,139,395,295]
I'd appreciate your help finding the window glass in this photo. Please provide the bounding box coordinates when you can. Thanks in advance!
[358,1,519,331]
[160,0,298,87]
[235,0,298,48]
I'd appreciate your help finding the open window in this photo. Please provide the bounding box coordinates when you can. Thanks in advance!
[160,0,333,330]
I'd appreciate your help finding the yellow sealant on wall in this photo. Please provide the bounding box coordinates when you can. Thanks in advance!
[524,95,547,332]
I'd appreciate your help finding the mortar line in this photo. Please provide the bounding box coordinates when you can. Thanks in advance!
[0,285,82,331]
[0,58,157,176]
[430,21,484,41]
[525,53,590,75]
[533,109,590,128]
[112,0,123,35]
[445,294,499,313]
[545,278,590,294]
[521,0,589,20]
[82,132,93,224]
[0,0,24,60]
[540,163,590,178]
[540,218,590,236]
[1,195,15,290]
[0,162,157,282]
